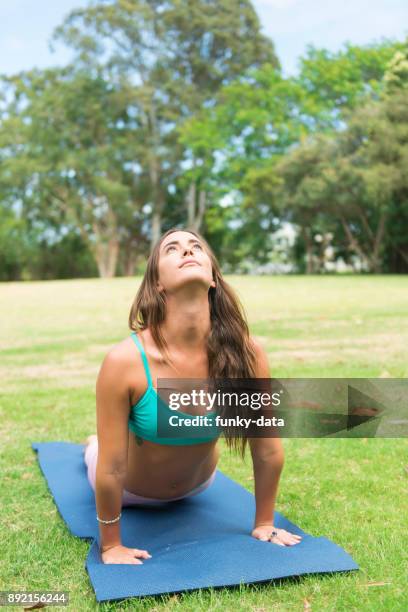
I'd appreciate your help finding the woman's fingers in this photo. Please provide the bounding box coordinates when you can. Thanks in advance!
[279,536,297,545]
[270,530,302,546]
[111,557,143,564]
[252,527,302,546]
[101,545,152,565]
[134,548,152,559]
[271,537,285,546]
[113,549,148,564]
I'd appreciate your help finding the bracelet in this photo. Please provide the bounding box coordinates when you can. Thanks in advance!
[96,512,122,524]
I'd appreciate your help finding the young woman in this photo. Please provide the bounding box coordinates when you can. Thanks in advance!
[84,228,301,564]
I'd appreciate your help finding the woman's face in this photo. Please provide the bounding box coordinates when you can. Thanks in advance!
[156,231,215,294]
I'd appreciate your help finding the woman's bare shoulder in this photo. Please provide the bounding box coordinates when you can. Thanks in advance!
[99,334,144,375]
[248,335,270,377]
[248,334,267,354]
[97,334,147,401]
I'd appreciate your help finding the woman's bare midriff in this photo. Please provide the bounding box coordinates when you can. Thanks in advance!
[122,330,220,499]
[123,433,219,499]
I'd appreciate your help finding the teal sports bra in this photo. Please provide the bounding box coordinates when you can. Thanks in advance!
[128,332,220,445]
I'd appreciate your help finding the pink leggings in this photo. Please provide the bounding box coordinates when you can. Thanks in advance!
[84,437,216,507]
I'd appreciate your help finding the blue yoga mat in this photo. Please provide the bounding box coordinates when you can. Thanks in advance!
[31,441,358,602]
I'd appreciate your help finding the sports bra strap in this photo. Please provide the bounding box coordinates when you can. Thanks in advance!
[130,332,153,388]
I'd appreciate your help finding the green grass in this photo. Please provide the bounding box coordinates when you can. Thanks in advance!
[1,275,407,611]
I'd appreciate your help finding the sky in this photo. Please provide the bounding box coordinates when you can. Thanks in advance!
[0,0,407,77]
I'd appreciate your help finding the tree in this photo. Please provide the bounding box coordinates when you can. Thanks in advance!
[0,67,145,277]
[53,0,279,248]
[297,39,404,129]
[178,40,404,268]
[178,63,309,260]
[274,81,408,273]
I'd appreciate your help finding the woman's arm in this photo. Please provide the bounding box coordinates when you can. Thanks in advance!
[249,436,284,528]
[248,337,284,526]
[95,348,153,563]
[95,349,131,550]
[248,338,301,546]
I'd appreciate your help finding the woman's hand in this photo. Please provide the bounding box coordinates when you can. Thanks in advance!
[251,524,302,546]
[101,544,152,564]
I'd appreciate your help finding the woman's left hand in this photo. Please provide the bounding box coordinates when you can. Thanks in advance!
[251,524,302,546]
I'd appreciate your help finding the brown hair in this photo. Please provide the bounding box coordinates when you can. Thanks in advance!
[128,227,257,457]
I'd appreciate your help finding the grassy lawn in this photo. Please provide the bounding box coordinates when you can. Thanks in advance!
[1,275,407,611]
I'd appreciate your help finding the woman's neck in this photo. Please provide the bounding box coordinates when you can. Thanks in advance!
[160,286,211,352]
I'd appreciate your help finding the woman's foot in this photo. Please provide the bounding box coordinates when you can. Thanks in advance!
[82,434,97,453]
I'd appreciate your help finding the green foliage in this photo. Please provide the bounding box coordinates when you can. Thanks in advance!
[383,45,408,92]
[179,40,407,270]
[0,0,407,278]
[30,232,98,280]
[297,40,404,126]
[51,0,280,251]
[273,82,408,273]
[0,209,28,280]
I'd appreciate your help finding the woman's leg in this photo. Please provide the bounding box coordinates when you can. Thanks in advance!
[83,435,98,492]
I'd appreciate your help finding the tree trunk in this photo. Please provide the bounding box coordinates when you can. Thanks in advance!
[194,189,206,231]
[147,98,164,252]
[120,225,149,276]
[151,208,162,250]
[370,211,386,274]
[339,214,370,271]
[124,257,137,277]
[91,205,120,278]
[303,229,314,274]
[186,182,196,227]
[186,182,206,231]
[92,235,119,278]
[123,249,137,276]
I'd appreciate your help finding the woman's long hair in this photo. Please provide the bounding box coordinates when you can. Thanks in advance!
[128,227,258,457]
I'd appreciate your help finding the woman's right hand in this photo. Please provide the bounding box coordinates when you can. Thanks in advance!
[101,544,152,565]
